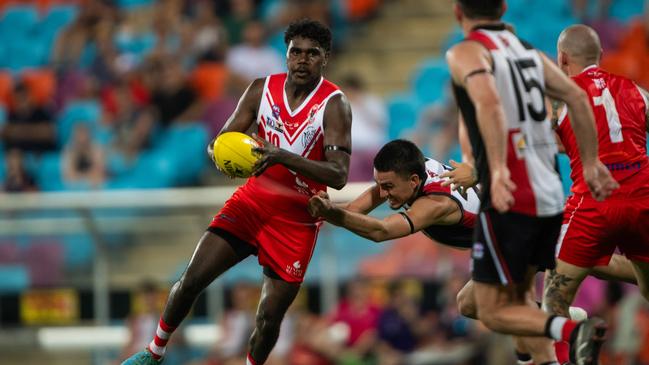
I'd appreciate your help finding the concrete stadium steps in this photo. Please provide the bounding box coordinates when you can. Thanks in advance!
[329,0,454,96]
[108,230,204,287]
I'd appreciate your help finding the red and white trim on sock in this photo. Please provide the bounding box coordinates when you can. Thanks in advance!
[546,315,579,342]
[246,353,258,365]
[147,318,177,360]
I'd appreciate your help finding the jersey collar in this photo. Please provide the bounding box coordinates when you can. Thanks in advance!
[580,64,599,75]
[471,22,507,31]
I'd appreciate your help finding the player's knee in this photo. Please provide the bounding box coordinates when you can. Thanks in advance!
[457,289,478,319]
[255,308,283,335]
[175,274,204,297]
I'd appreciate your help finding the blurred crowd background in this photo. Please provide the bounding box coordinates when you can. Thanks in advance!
[1,0,649,364]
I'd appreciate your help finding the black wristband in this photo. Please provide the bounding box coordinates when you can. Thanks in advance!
[324,145,351,154]
[399,212,415,234]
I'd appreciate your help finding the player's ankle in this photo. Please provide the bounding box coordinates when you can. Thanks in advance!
[544,315,578,342]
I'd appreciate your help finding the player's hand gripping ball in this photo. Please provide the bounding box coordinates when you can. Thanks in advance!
[211,132,261,178]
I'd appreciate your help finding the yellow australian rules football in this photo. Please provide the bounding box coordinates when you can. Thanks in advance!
[212,132,261,178]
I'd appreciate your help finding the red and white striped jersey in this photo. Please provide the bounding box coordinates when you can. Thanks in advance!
[452,24,564,217]
[242,73,343,222]
[405,158,480,248]
[556,66,649,194]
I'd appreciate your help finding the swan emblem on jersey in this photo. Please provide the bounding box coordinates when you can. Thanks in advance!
[302,126,318,148]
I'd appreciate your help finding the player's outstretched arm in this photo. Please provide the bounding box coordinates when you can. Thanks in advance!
[207,78,265,161]
[343,185,387,214]
[252,93,352,190]
[308,193,459,242]
[541,54,618,200]
[446,42,515,212]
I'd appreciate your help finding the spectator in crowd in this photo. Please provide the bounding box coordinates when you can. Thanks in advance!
[119,281,163,362]
[106,83,155,174]
[410,95,460,162]
[223,0,256,45]
[226,20,284,90]
[190,0,228,62]
[601,1,649,89]
[62,123,106,188]
[149,58,203,127]
[340,74,387,181]
[149,0,192,63]
[3,149,37,192]
[375,281,428,364]
[2,83,56,154]
[202,282,257,365]
[51,0,117,69]
[573,0,612,21]
[321,278,381,364]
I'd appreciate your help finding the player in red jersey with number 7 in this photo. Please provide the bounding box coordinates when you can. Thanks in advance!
[543,24,649,364]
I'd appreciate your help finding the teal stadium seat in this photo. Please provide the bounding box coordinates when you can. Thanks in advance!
[35,152,64,191]
[38,5,79,57]
[106,123,208,188]
[556,153,573,197]
[387,93,419,140]
[0,264,30,293]
[610,0,644,22]
[153,123,209,185]
[56,100,102,146]
[61,234,95,269]
[411,59,450,105]
[115,0,154,9]
[0,5,38,38]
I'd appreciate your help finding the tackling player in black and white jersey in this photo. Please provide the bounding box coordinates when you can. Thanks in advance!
[308,139,479,251]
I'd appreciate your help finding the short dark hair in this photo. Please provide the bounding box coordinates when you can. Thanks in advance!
[373,140,427,181]
[457,0,504,19]
[284,19,332,53]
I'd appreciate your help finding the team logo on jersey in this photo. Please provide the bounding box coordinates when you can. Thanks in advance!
[511,131,527,160]
[272,104,281,119]
[265,115,284,133]
[472,242,484,260]
[594,78,606,90]
[286,260,304,277]
[307,104,320,125]
[302,125,318,149]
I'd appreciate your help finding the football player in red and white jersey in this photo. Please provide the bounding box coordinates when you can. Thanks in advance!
[122,20,352,365]
[541,24,649,364]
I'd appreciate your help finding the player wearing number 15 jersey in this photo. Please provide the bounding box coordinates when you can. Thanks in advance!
[543,25,649,364]
[446,1,617,364]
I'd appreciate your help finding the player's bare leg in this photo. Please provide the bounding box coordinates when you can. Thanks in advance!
[543,261,590,317]
[457,279,551,363]
[247,272,300,365]
[163,232,247,324]
[122,231,249,364]
[630,260,649,300]
[457,280,478,319]
[592,254,638,285]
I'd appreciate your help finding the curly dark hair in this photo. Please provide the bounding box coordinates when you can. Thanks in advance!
[374,140,427,181]
[284,19,332,53]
